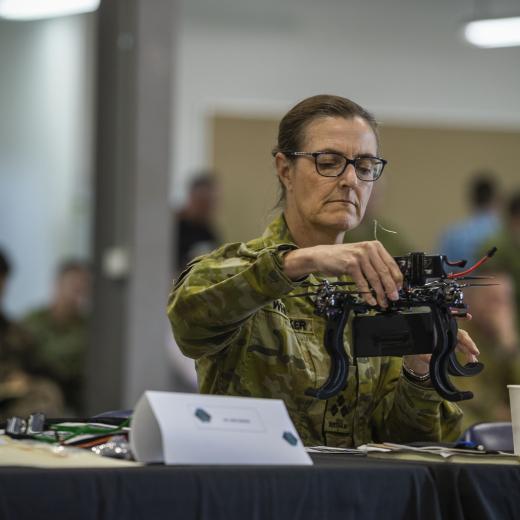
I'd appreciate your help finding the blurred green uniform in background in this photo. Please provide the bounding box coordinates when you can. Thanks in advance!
[457,225,520,430]
[481,231,520,326]
[456,322,520,430]
[22,309,86,415]
[0,313,63,420]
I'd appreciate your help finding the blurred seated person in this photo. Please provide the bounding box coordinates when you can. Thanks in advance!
[22,260,91,416]
[168,94,479,447]
[174,172,221,272]
[0,249,63,420]
[437,173,501,269]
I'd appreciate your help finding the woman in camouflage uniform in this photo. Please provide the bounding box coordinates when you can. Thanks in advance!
[168,95,479,447]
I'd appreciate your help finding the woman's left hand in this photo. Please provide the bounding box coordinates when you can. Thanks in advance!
[403,324,480,376]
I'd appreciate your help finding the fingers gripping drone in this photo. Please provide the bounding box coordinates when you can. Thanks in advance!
[303,249,497,402]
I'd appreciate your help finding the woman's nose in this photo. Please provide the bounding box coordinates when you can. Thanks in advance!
[338,163,358,187]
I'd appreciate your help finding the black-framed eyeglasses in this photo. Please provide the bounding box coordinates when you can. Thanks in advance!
[280,151,387,182]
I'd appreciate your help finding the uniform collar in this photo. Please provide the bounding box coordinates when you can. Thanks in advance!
[261,212,296,248]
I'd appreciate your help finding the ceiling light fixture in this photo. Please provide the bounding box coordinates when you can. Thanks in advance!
[464,16,520,48]
[0,0,100,21]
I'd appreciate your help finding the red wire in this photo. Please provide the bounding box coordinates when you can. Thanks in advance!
[447,247,497,279]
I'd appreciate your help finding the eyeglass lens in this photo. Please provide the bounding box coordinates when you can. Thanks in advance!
[316,153,383,180]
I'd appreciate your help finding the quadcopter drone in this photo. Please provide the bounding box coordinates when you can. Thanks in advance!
[298,248,497,402]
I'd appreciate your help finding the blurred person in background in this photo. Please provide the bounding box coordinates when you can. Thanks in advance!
[457,274,519,429]
[168,172,223,392]
[480,191,520,325]
[22,260,91,416]
[174,172,222,273]
[437,173,501,267]
[457,191,520,428]
[0,248,63,420]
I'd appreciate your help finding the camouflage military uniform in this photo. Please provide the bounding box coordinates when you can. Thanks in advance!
[168,213,462,446]
[22,309,87,414]
[0,313,63,420]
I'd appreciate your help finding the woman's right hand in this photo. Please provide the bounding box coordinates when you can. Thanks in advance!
[283,241,403,308]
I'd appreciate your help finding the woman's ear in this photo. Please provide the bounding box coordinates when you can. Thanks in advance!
[275,152,293,192]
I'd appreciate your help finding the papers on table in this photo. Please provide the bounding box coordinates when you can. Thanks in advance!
[305,446,366,454]
[307,442,520,464]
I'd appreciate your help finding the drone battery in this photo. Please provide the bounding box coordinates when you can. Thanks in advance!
[353,312,434,357]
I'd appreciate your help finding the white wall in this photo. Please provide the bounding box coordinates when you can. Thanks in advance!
[0,14,95,316]
[172,0,520,204]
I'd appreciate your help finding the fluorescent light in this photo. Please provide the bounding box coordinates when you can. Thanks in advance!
[0,0,100,20]
[464,16,520,48]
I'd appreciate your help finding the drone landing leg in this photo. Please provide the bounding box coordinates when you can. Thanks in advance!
[305,307,351,400]
[429,308,473,401]
[446,317,484,377]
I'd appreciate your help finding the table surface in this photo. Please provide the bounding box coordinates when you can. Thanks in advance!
[1,453,519,520]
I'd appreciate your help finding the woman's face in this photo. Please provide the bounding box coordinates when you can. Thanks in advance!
[278,116,378,235]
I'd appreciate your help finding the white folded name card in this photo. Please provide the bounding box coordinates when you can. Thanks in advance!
[129,391,313,465]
